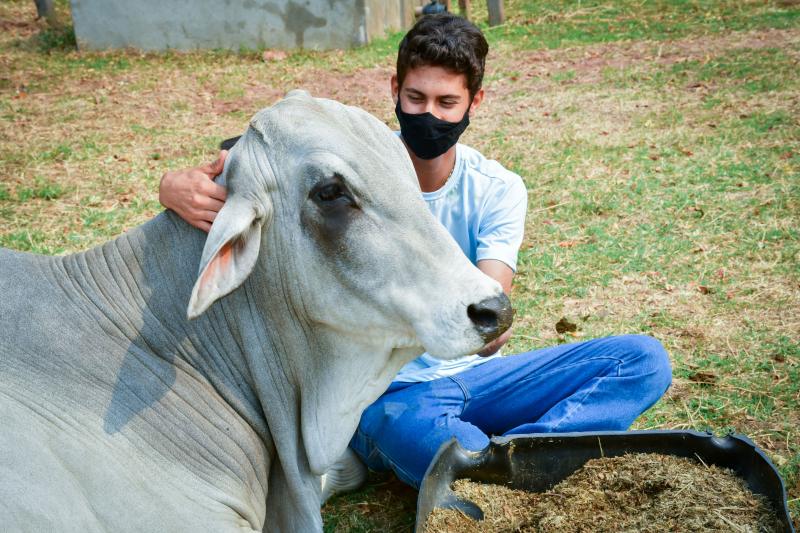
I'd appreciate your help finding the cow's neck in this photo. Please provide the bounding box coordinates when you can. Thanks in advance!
[55,211,353,527]
[56,211,277,444]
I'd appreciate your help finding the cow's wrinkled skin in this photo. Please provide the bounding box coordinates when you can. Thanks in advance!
[0,91,511,532]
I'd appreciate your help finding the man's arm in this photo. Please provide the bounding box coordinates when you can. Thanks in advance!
[476,258,514,356]
[159,151,229,232]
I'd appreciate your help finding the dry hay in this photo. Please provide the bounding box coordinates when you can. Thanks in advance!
[424,453,782,533]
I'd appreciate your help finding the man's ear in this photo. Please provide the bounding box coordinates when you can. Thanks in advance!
[390,74,399,104]
[187,195,271,319]
[469,87,485,115]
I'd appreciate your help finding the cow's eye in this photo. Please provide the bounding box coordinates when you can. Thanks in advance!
[310,178,356,209]
[314,183,345,202]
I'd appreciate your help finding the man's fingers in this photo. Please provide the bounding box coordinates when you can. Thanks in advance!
[195,220,213,233]
[199,209,219,223]
[217,149,228,167]
[203,181,227,202]
[196,196,225,212]
[202,149,229,178]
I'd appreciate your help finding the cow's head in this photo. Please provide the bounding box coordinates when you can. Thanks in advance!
[186,90,513,474]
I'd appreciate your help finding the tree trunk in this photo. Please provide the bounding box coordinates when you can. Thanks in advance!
[458,0,471,19]
[34,0,57,25]
[487,0,505,26]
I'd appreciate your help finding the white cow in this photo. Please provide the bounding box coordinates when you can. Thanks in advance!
[0,90,512,532]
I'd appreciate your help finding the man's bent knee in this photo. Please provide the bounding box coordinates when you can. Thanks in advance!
[621,334,672,397]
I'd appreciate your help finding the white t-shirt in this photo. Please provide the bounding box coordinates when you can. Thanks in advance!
[393,142,528,383]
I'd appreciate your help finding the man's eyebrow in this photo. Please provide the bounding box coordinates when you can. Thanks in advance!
[403,88,462,100]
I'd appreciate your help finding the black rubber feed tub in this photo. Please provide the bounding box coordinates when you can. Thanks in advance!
[415,430,794,532]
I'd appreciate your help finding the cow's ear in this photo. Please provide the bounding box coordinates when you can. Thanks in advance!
[187,197,270,319]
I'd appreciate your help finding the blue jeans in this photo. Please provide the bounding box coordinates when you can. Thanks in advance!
[350,335,672,488]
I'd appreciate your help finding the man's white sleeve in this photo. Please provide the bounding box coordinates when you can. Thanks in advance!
[475,176,528,272]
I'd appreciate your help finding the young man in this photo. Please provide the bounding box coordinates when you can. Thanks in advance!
[160,14,671,500]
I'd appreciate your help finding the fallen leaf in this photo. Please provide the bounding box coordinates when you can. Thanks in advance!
[555,317,578,334]
[688,370,717,384]
[687,206,705,218]
[698,285,713,295]
[558,240,580,248]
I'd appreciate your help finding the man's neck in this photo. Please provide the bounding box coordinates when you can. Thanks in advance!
[407,144,457,193]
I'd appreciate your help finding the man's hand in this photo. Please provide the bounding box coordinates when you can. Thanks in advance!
[476,259,515,356]
[159,150,228,232]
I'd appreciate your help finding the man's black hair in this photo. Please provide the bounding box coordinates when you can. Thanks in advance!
[396,13,489,99]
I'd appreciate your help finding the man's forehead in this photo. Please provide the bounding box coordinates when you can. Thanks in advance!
[400,65,469,95]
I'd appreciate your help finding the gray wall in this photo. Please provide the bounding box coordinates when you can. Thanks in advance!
[70,0,423,51]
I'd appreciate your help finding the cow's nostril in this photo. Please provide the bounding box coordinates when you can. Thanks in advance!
[468,294,514,342]
[467,303,498,331]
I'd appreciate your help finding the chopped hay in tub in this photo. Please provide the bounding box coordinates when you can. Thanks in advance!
[424,453,782,532]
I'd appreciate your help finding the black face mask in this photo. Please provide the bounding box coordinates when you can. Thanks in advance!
[395,99,470,160]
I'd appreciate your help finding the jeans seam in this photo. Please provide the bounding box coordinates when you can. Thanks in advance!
[447,375,471,416]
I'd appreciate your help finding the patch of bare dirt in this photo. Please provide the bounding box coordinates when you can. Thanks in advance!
[0,8,43,42]
[197,63,396,125]
[294,66,396,122]
[488,28,800,95]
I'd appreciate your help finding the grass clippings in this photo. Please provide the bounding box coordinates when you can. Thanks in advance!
[425,453,782,533]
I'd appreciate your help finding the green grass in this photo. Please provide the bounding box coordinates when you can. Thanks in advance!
[480,0,800,49]
[1,0,799,529]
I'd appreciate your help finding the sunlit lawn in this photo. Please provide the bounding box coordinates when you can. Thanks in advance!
[1,0,798,530]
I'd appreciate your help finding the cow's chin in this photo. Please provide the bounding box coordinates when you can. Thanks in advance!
[417,325,487,360]
[301,343,424,476]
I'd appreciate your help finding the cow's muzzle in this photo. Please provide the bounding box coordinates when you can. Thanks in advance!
[467,294,514,343]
